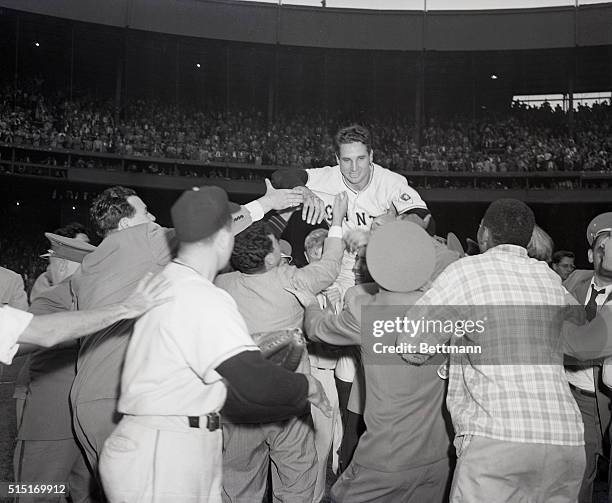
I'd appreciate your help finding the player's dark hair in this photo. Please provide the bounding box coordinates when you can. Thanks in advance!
[54,222,89,239]
[90,186,137,238]
[334,125,372,155]
[481,198,535,248]
[551,250,575,265]
[231,221,275,273]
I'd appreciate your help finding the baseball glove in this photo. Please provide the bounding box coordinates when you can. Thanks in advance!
[251,328,307,372]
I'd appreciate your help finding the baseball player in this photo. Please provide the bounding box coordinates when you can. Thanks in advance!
[272,124,427,293]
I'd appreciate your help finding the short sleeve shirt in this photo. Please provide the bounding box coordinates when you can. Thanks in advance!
[118,262,260,416]
[0,306,33,365]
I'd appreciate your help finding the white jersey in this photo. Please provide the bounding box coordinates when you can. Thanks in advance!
[306,163,426,294]
[306,163,425,234]
[118,262,259,416]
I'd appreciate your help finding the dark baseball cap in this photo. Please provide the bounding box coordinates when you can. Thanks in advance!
[171,186,240,243]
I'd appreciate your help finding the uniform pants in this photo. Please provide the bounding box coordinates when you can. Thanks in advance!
[221,415,317,503]
[330,457,450,503]
[99,415,222,503]
[310,367,342,503]
[13,438,95,503]
[450,435,585,503]
[72,399,121,479]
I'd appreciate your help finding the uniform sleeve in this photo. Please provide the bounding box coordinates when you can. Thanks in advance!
[390,176,428,214]
[231,201,263,236]
[305,166,337,194]
[176,291,260,383]
[0,306,33,364]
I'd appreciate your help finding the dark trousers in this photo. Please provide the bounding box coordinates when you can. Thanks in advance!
[335,378,365,474]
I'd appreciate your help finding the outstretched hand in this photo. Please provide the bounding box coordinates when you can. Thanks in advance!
[260,178,305,213]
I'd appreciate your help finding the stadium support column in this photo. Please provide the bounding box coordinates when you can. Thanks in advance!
[226,44,231,113]
[414,51,424,150]
[115,29,127,125]
[69,25,75,101]
[267,47,279,124]
[13,15,19,112]
[567,50,575,134]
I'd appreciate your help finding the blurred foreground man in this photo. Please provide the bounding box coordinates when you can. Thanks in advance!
[99,186,330,503]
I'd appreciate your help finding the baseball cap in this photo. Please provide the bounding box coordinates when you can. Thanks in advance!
[392,188,428,215]
[41,233,96,263]
[587,212,612,246]
[171,186,240,243]
[366,221,435,293]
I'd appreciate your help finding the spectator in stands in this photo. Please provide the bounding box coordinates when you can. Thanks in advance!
[552,250,576,281]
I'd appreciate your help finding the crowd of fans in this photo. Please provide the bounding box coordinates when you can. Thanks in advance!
[1,82,611,174]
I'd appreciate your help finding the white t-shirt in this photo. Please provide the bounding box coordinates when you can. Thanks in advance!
[118,262,259,416]
[0,306,33,365]
[306,163,426,293]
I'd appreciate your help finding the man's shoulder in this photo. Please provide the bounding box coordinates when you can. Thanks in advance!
[214,271,241,290]
[372,163,405,182]
[306,165,342,191]
[0,266,22,283]
[563,269,593,293]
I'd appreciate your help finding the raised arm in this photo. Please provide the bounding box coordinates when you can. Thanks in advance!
[231,178,306,235]
[290,192,347,294]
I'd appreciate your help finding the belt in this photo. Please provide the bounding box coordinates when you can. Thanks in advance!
[569,383,597,398]
[188,412,221,431]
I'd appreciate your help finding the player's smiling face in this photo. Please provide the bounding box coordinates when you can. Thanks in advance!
[337,141,373,191]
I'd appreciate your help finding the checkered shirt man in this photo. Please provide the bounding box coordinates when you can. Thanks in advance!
[401,244,584,446]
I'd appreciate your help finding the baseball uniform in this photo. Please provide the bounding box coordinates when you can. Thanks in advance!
[99,262,259,503]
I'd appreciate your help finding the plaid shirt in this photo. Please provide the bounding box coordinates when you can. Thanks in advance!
[402,244,583,446]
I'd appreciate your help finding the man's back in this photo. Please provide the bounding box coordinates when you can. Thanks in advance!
[353,290,452,471]
[71,223,174,403]
[414,244,583,445]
